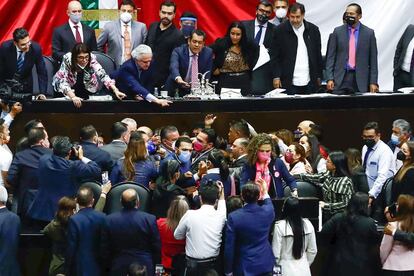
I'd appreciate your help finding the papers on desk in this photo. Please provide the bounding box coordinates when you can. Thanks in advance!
[398,87,414,94]
[220,88,243,99]
[264,88,287,98]
[253,44,270,71]
[46,95,113,101]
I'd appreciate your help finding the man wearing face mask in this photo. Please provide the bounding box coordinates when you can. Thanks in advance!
[242,0,276,94]
[179,11,197,40]
[271,2,323,95]
[97,0,147,67]
[191,128,216,173]
[326,3,379,94]
[146,1,186,89]
[387,119,414,171]
[52,0,97,63]
[361,122,395,206]
[270,0,289,26]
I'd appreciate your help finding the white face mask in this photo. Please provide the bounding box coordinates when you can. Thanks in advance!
[120,12,132,23]
[275,8,287,19]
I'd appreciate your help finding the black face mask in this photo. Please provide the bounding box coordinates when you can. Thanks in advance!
[345,15,356,26]
[363,138,376,148]
[257,14,269,24]
[397,151,407,161]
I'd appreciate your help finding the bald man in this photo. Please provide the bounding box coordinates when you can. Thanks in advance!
[297,120,315,136]
[103,189,161,275]
[52,0,97,62]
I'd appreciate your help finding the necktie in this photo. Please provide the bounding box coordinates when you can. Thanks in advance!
[348,28,356,69]
[123,25,131,61]
[16,51,24,73]
[363,147,373,170]
[254,25,263,45]
[191,55,199,87]
[74,25,82,43]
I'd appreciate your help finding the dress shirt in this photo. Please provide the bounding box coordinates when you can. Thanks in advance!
[402,36,414,73]
[183,49,198,82]
[361,140,395,198]
[0,144,13,187]
[68,20,84,42]
[15,47,25,62]
[174,199,226,259]
[254,19,268,45]
[121,21,132,63]
[0,112,13,127]
[292,23,310,86]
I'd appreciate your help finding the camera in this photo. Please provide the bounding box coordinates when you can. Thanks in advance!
[69,142,81,160]
[0,76,33,105]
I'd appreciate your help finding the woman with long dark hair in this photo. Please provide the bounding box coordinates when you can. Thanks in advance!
[381,194,414,275]
[345,148,369,193]
[110,135,158,188]
[299,134,327,173]
[320,192,380,276]
[296,151,354,221]
[391,141,414,203]
[53,43,125,107]
[272,197,317,276]
[210,21,259,96]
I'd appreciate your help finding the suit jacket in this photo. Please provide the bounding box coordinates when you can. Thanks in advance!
[101,140,127,163]
[0,40,47,93]
[80,141,114,174]
[242,20,275,49]
[66,207,106,276]
[27,154,101,222]
[325,23,378,92]
[7,145,52,215]
[224,198,275,275]
[97,20,148,67]
[103,208,161,276]
[110,58,154,100]
[145,22,185,87]
[0,208,21,276]
[393,24,414,79]
[271,20,323,91]
[165,44,213,94]
[52,22,97,62]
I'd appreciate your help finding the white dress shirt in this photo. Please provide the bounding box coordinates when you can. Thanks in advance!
[0,144,13,187]
[361,140,396,198]
[254,19,268,46]
[68,20,84,42]
[174,199,226,259]
[401,37,414,73]
[292,23,310,86]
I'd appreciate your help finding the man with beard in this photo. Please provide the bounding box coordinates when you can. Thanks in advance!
[146,1,185,89]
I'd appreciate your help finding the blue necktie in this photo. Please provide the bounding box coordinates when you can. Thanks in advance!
[363,147,373,170]
[255,25,264,45]
[17,51,24,73]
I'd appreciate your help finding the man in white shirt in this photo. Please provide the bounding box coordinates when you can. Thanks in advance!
[271,2,323,95]
[387,119,413,171]
[393,24,414,91]
[174,180,226,275]
[361,122,395,205]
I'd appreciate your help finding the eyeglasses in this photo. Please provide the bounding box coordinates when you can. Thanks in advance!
[77,55,89,61]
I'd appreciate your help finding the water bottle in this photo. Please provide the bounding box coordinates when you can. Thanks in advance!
[154,87,159,97]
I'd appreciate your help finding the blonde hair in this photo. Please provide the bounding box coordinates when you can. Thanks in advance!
[123,137,147,181]
[166,196,189,231]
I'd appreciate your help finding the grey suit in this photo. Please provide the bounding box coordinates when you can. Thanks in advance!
[101,140,127,162]
[326,23,378,92]
[393,24,414,90]
[97,20,147,67]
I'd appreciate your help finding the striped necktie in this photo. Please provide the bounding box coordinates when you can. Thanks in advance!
[17,51,24,73]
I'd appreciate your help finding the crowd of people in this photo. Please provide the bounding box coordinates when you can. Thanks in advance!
[0,113,414,275]
[1,0,414,112]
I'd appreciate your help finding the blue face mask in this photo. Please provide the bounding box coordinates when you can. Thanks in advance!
[181,25,195,37]
[390,134,400,146]
[147,141,157,155]
[178,150,192,163]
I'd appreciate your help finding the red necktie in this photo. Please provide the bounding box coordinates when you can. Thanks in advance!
[191,55,199,87]
[348,28,356,69]
[74,25,82,43]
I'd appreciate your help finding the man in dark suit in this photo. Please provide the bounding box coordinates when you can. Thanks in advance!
[0,186,21,276]
[393,24,414,91]
[271,2,323,94]
[79,124,114,179]
[0,28,47,97]
[326,3,379,94]
[229,138,249,194]
[145,1,185,88]
[224,182,275,276]
[165,29,213,96]
[66,186,106,276]
[52,0,97,63]
[242,0,276,94]
[27,136,101,223]
[111,44,171,107]
[7,127,51,218]
[101,121,130,162]
[103,188,161,276]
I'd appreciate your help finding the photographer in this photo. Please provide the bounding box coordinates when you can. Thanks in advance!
[0,28,48,100]
[27,136,101,225]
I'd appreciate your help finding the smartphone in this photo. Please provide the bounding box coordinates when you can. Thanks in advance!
[102,171,109,184]
[155,264,165,276]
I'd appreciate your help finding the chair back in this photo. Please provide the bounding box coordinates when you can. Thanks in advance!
[92,51,117,75]
[297,181,322,198]
[31,56,55,97]
[105,182,151,214]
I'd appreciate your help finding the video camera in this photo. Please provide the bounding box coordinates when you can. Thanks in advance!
[0,75,32,105]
